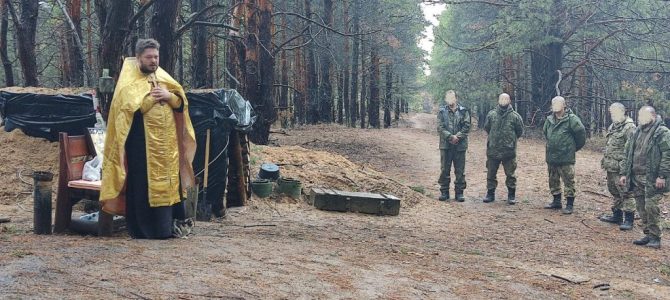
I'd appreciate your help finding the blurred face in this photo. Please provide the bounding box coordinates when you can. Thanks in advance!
[137,48,159,74]
[445,91,457,106]
[609,105,626,123]
[551,97,566,113]
[498,93,511,107]
[638,108,655,126]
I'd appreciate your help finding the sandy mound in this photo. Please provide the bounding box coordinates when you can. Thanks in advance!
[251,145,427,207]
[0,87,93,95]
[0,128,59,204]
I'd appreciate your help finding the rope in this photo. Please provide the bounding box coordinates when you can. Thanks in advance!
[555,70,563,97]
[194,138,230,178]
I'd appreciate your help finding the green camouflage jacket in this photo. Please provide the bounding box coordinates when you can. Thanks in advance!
[437,105,471,151]
[621,116,670,193]
[543,108,586,165]
[484,106,524,160]
[601,117,636,173]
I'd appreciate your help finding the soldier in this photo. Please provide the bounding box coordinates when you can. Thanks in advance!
[483,93,524,204]
[543,96,586,214]
[437,90,471,202]
[619,106,669,249]
[599,103,636,230]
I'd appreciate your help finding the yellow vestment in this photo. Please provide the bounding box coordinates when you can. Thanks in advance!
[100,58,196,215]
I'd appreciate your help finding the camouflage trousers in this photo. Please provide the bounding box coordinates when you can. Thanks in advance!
[606,171,636,212]
[631,175,664,239]
[486,157,517,190]
[439,149,466,192]
[548,164,576,197]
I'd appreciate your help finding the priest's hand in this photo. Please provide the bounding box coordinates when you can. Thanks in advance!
[150,86,172,103]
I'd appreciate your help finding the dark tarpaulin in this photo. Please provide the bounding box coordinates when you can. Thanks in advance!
[186,89,256,216]
[0,91,96,141]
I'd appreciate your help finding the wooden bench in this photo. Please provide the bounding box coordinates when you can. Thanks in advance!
[54,132,113,236]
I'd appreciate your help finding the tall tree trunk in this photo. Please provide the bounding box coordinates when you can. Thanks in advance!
[304,0,318,124]
[95,0,131,80]
[62,0,84,86]
[337,70,344,124]
[360,41,367,128]
[0,0,14,86]
[384,64,392,128]
[318,0,333,123]
[368,46,380,129]
[226,0,245,91]
[294,23,306,125]
[531,42,562,112]
[349,0,360,127]
[190,0,208,88]
[394,74,400,121]
[149,0,180,75]
[9,0,39,86]
[279,12,289,126]
[244,0,275,144]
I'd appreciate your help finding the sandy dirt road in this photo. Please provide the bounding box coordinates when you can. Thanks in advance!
[1,113,669,299]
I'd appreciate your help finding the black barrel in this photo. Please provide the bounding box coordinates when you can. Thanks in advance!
[33,171,54,234]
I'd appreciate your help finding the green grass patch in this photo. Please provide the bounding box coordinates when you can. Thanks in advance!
[409,186,426,194]
[11,250,33,258]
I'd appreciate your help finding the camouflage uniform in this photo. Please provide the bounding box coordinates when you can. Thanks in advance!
[484,105,524,190]
[437,105,471,194]
[601,117,636,212]
[543,108,586,198]
[621,116,670,241]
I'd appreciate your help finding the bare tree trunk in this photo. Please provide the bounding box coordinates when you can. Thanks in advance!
[360,40,367,128]
[369,46,380,129]
[294,21,306,125]
[394,74,400,121]
[190,0,208,88]
[95,0,131,80]
[0,0,14,86]
[304,0,318,124]
[63,0,85,86]
[384,64,392,128]
[244,0,275,144]
[226,0,245,90]
[318,0,333,123]
[8,0,39,86]
[149,0,180,75]
[349,0,360,127]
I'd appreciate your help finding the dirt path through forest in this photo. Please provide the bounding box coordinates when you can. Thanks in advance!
[1,113,669,299]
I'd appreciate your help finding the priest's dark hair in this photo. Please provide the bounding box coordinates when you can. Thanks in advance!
[135,38,160,56]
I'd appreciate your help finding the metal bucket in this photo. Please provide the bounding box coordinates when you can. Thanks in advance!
[251,179,273,198]
[277,177,302,199]
[32,171,54,235]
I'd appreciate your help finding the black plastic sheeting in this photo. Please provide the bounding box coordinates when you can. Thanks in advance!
[0,88,256,216]
[0,91,96,141]
[187,89,256,216]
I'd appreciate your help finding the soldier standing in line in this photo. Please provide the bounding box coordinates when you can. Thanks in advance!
[619,106,670,249]
[437,90,471,202]
[543,96,586,214]
[482,93,524,205]
[599,103,636,230]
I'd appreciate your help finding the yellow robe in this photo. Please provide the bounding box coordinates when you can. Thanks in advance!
[100,58,196,215]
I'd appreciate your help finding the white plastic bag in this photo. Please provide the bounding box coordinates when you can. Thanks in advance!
[82,156,102,181]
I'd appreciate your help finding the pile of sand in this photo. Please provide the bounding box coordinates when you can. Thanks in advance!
[251,145,427,207]
[0,128,59,204]
[0,87,93,95]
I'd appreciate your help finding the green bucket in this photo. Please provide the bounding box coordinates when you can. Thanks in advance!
[277,177,302,199]
[251,179,273,198]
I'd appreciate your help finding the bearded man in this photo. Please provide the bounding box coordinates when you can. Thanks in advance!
[100,39,197,239]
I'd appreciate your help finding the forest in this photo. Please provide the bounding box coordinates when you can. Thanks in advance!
[427,0,670,134]
[0,0,426,144]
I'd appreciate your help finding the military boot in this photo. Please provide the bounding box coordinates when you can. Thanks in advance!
[438,190,450,201]
[562,197,575,214]
[633,235,650,245]
[645,237,661,249]
[455,190,465,202]
[599,208,623,224]
[483,189,495,203]
[619,211,634,231]
[507,188,516,205]
[544,194,562,209]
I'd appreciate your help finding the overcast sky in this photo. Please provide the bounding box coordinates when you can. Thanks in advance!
[419,2,446,74]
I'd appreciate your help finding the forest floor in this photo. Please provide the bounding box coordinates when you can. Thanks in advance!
[1,113,669,299]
